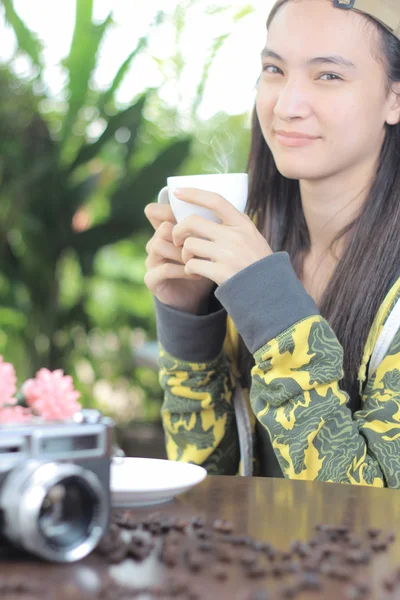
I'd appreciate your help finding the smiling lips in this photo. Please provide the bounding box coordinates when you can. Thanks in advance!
[274,130,320,147]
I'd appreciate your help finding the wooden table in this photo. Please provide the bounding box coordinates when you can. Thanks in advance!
[2,476,400,599]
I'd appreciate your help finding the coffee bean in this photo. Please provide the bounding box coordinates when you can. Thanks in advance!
[386,531,396,543]
[294,542,310,558]
[228,535,251,546]
[197,530,212,540]
[216,545,234,563]
[160,547,180,567]
[213,519,233,534]
[320,543,342,558]
[173,518,189,532]
[382,574,396,592]
[266,547,278,561]
[160,520,175,535]
[281,551,292,561]
[280,584,299,598]
[128,540,153,561]
[211,565,228,581]
[367,527,381,539]
[346,549,371,565]
[191,517,205,529]
[198,541,213,553]
[239,551,257,566]
[299,573,321,590]
[149,522,162,535]
[347,535,362,548]
[246,562,268,579]
[302,558,320,573]
[271,564,284,578]
[186,551,205,573]
[259,542,275,555]
[370,540,388,552]
[107,542,129,563]
[331,566,352,581]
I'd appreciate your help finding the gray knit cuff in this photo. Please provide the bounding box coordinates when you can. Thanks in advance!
[215,252,319,354]
[154,297,227,362]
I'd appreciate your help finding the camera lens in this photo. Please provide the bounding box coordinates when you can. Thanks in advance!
[38,477,99,550]
[0,462,109,562]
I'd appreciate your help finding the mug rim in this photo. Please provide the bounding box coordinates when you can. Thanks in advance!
[167,172,248,183]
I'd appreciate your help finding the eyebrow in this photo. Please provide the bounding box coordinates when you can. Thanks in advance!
[260,48,357,70]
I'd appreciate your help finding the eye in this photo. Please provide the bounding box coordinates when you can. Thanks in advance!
[319,73,342,81]
[262,64,283,75]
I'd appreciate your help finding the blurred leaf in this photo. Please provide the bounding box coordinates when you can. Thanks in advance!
[3,0,43,69]
[191,34,229,120]
[233,5,255,22]
[58,301,91,331]
[0,307,27,329]
[61,1,112,145]
[205,5,230,15]
[67,138,191,273]
[68,221,136,275]
[69,94,147,172]
[65,172,100,222]
[98,10,164,115]
[98,44,147,114]
[111,138,192,222]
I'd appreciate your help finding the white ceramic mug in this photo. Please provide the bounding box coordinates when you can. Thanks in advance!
[157,173,248,223]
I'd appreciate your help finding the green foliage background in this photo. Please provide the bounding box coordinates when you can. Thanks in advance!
[0,1,253,425]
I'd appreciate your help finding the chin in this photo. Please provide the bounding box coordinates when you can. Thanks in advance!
[273,157,325,181]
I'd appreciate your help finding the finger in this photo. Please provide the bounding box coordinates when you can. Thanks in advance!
[144,263,188,290]
[181,237,216,264]
[156,221,175,242]
[173,215,222,247]
[173,187,243,226]
[144,203,176,230]
[146,237,184,268]
[184,258,220,285]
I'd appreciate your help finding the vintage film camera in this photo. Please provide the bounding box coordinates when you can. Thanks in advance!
[0,411,113,563]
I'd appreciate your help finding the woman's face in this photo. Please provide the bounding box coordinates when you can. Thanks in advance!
[256,0,400,181]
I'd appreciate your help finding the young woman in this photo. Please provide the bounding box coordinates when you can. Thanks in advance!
[144,0,400,487]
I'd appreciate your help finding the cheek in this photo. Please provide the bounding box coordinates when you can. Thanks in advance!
[256,86,276,133]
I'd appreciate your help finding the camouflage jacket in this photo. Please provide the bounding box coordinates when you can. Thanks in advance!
[155,252,400,487]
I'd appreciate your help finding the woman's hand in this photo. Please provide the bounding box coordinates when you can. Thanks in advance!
[172,188,273,286]
[144,202,216,314]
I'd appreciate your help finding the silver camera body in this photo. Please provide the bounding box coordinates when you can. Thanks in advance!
[0,413,113,563]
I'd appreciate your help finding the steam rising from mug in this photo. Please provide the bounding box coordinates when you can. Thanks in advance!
[157,173,248,224]
[205,132,234,175]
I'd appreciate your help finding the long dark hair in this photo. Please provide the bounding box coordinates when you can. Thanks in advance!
[239,9,400,411]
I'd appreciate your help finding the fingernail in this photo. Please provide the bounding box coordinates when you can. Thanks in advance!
[174,188,184,197]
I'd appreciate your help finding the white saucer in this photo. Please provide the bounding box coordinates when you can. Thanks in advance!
[110,457,207,507]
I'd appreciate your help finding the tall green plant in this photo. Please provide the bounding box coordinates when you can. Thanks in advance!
[0,1,191,378]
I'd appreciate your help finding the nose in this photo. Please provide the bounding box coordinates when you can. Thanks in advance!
[273,77,313,121]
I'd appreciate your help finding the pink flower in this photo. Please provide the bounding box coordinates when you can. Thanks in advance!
[22,369,81,421]
[0,406,32,424]
[0,355,17,408]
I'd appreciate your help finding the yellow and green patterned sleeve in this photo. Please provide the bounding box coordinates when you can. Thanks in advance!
[214,252,400,488]
[251,315,400,487]
[159,345,240,474]
[154,297,240,474]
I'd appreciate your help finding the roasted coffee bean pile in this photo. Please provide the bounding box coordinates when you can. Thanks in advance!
[94,510,399,599]
[0,577,47,600]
